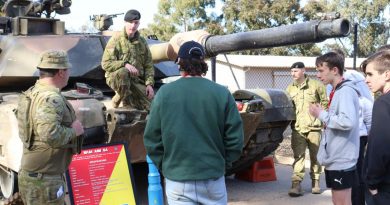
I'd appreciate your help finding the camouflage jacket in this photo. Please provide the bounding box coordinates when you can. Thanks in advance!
[101,29,154,86]
[286,75,328,133]
[20,80,77,174]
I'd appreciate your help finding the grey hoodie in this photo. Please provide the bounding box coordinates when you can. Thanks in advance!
[317,80,360,170]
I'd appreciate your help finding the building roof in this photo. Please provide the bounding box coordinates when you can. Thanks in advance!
[215,54,366,69]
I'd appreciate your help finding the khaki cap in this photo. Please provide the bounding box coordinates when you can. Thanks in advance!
[37,50,72,69]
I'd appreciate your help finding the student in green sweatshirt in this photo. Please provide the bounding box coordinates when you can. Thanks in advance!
[144,41,244,205]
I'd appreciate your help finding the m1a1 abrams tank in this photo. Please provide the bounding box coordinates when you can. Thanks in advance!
[0,0,350,199]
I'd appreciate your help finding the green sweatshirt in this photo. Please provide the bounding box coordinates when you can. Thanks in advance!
[144,77,243,181]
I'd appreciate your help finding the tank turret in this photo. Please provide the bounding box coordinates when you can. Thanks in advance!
[0,1,351,200]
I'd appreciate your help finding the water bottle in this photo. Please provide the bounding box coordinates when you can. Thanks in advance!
[146,155,164,205]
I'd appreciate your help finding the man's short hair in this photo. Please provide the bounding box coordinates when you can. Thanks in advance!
[315,52,344,75]
[361,50,390,74]
[39,68,60,77]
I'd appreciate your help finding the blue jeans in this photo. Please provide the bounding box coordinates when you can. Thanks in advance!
[165,176,227,205]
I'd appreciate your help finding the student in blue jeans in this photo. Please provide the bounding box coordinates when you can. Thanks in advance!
[144,41,244,205]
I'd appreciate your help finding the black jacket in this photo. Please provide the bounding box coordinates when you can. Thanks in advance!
[364,93,390,190]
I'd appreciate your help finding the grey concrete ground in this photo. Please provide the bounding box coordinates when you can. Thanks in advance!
[225,134,332,205]
[227,163,331,205]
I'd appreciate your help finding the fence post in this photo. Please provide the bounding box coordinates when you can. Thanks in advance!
[147,155,164,205]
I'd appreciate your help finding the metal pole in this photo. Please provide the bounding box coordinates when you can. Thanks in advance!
[211,56,216,82]
[353,23,358,70]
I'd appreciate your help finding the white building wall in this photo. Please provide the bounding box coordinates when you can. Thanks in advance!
[204,62,245,91]
[204,55,366,92]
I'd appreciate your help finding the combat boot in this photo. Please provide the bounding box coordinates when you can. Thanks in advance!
[288,181,303,197]
[111,93,121,108]
[311,179,321,194]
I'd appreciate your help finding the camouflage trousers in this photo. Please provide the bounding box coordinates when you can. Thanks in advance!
[18,170,66,205]
[106,67,151,110]
[291,130,322,182]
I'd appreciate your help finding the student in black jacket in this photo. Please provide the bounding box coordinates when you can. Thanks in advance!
[362,50,390,205]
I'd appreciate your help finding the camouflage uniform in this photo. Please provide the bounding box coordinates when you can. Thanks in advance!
[18,51,79,205]
[101,29,154,110]
[286,75,328,182]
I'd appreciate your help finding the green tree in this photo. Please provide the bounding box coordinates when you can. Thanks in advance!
[221,0,321,56]
[303,0,390,57]
[142,0,219,41]
[144,0,389,57]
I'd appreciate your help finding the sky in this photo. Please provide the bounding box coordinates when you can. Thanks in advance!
[59,0,160,31]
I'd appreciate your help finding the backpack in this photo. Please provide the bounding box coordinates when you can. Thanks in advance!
[16,87,36,150]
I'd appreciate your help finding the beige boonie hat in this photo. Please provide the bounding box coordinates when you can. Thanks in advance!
[37,50,72,69]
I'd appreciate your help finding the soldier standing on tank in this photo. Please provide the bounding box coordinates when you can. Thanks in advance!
[144,41,244,205]
[286,62,328,197]
[101,9,154,109]
[17,50,85,205]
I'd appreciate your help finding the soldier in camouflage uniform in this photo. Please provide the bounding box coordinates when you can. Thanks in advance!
[286,62,328,197]
[101,9,154,110]
[17,50,85,205]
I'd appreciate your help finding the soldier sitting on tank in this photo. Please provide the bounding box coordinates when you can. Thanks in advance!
[286,62,328,197]
[101,9,154,110]
[17,50,85,205]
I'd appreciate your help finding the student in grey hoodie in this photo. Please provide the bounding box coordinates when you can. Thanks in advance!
[309,52,360,205]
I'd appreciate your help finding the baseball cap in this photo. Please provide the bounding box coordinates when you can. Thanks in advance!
[290,62,305,69]
[37,50,71,69]
[175,41,205,63]
[124,9,141,22]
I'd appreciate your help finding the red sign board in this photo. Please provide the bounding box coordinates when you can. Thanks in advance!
[66,143,137,205]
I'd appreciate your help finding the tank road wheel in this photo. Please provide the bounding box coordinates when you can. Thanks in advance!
[0,167,18,199]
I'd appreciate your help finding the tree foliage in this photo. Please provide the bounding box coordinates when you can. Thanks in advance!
[303,0,390,57]
[141,0,218,41]
[144,0,390,56]
[221,0,323,56]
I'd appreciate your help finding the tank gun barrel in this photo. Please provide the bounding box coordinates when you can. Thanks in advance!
[149,18,350,62]
[204,18,350,56]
